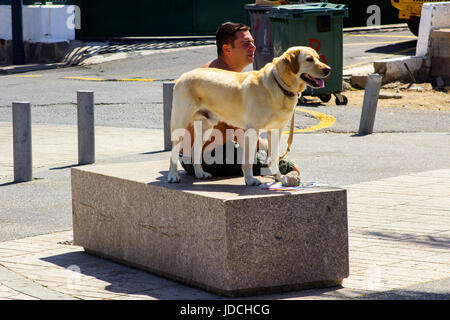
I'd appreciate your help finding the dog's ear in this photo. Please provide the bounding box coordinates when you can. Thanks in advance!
[284,49,300,74]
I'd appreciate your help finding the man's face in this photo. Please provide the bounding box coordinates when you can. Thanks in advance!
[230,30,256,70]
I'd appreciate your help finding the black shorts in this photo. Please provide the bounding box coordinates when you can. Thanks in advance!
[179,141,294,177]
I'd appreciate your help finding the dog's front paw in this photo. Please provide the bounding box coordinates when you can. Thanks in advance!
[272,171,283,182]
[245,176,261,186]
[168,172,181,183]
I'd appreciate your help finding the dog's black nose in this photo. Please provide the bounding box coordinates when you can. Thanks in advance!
[323,67,332,77]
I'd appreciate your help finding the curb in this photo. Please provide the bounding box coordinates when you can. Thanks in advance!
[343,23,409,33]
[0,62,67,75]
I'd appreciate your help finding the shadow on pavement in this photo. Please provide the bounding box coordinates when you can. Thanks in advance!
[365,40,417,55]
[40,250,356,300]
[357,230,450,250]
[39,250,210,299]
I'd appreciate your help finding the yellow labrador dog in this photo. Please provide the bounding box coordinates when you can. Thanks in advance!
[168,46,331,186]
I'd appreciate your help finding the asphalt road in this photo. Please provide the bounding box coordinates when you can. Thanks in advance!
[0,29,443,130]
[0,27,449,241]
[0,30,447,134]
[342,29,417,69]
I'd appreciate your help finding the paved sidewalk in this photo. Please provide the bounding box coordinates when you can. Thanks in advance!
[1,168,449,300]
[0,122,164,179]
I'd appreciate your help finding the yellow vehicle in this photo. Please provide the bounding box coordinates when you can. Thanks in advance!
[391,0,443,36]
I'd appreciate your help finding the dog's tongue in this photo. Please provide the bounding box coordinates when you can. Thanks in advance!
[306,74,325,88]
[314,77,325,88]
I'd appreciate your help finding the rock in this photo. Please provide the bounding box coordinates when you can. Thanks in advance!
[378,91,403,99]
[374,56,424,83]
[381,81,409,90]
[342,80,352,91]
[350,75,368,89]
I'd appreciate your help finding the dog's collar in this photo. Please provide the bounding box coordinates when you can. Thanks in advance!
[272,67,297,99]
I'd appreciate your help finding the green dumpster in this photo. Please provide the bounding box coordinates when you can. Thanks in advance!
[268,3,349,105]
[245,4,275,71]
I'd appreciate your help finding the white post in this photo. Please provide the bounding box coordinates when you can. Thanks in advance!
[77,90,95,165]
[163,82,175,151]
[12,101,32,182]
[358,74,382,135]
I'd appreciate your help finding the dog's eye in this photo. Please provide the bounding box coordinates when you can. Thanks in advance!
[306,57,314,62]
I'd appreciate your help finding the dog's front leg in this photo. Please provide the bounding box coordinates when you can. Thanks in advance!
[242,129,261,186]
[192,120,213,179]
[267,128,283,181]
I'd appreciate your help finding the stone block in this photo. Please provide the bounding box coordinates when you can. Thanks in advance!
[374,56,424,83]
[0,39,13,65]
[350,75,368,89]
[430,29,450,83]
[0,39,71,65]
[71,160,349,297]
[417,2,450,57]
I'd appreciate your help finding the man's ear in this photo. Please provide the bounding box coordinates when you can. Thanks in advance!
[222,43,232,56]
[284,50,300,74]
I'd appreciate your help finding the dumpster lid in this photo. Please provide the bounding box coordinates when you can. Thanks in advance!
[268,3,348,18]
[244,4,278,12]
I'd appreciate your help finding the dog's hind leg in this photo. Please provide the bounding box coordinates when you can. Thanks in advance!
[168,125,186,183]
[168,100,196,183]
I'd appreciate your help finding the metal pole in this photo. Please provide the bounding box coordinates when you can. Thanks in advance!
[11,0,25,65]
[163,82,175,151]
[12,101,32,182]
[77,91,95,165]
[358,74,382,135]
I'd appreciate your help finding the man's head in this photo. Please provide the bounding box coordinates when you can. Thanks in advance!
[216,22,256,72]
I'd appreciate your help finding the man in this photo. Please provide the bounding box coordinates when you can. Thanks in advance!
[180,22,300,177]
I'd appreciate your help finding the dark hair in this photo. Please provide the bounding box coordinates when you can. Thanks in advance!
[216,22,251,56]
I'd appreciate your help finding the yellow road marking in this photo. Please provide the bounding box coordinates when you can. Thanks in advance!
[282,108,337,135]
[64,76,105,81]
[11,74,42,78]
[118,78,155,82]
[64,76,155,82]
[344,61,372,70]
[344,33,417,39]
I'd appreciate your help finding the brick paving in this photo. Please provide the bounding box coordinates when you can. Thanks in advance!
[1,169,449,300]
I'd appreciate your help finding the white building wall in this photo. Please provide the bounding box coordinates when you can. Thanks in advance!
[0,5,75,43]
[416,2,450,57]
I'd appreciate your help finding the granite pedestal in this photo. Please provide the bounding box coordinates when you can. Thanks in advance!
[71,160,349,297]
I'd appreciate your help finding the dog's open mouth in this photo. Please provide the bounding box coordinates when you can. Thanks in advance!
[301,73,325,88]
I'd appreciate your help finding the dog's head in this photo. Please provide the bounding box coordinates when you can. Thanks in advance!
[280,46,331,89]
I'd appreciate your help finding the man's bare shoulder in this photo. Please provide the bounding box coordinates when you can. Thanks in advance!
[202,58,231,70]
